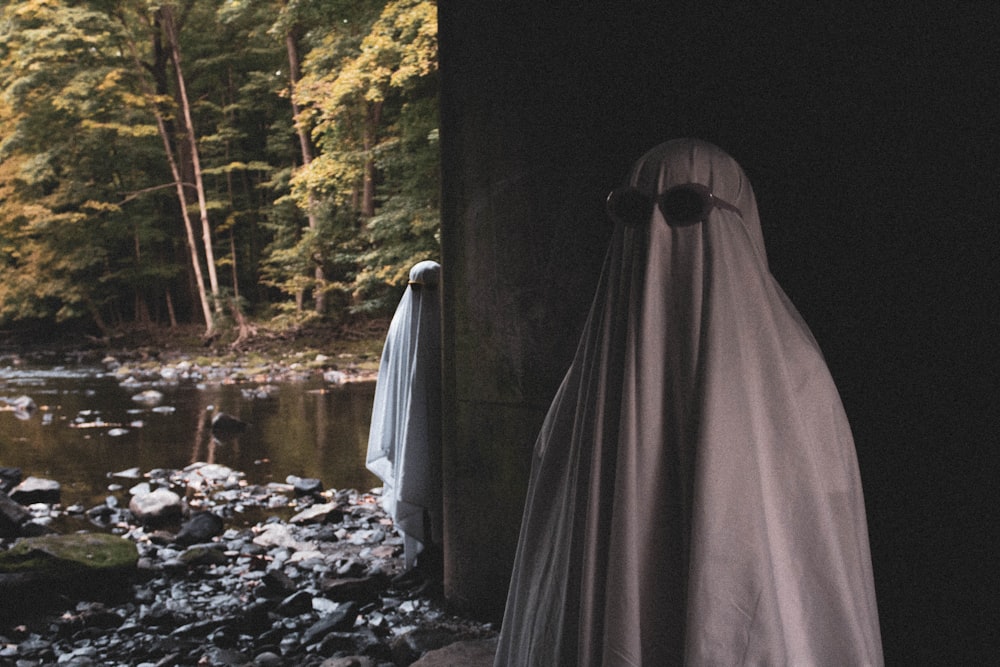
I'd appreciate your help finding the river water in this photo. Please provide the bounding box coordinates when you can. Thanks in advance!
[0,362,379,513]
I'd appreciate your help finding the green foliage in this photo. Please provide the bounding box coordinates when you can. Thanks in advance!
[0,0,440,331]
[291,0,440,314]
[0,0,142,326]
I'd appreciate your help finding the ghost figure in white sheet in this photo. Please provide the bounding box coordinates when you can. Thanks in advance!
[495,140,883,666]
[366,260,442,571]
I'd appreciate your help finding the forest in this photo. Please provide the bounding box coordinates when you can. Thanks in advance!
[0,0,439,340]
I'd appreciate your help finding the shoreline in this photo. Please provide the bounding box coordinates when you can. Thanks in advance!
[1,461,498,666]
[1,325,503,665]
[1,320,388,384]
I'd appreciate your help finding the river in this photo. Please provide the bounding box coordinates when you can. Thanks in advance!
[0,361,379,515]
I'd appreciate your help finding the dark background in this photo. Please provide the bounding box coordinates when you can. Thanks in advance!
[438,3,998,664]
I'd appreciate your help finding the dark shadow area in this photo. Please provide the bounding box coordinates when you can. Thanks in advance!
[440,3,998,663]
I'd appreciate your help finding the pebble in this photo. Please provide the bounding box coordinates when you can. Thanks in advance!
[2,352,492,664]
[1,461,496,666]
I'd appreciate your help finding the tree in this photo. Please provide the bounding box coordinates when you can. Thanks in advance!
[293,0,439,313]
[160,2,222,316]
[0,0,147,331]
[0,0,442,335]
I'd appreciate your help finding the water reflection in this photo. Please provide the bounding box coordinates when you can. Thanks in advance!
[0,365,378,509]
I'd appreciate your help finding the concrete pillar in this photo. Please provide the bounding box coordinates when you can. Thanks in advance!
[437,5,612,620]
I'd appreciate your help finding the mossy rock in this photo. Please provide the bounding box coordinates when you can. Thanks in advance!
[179,544,228,566]
[0,533,138,619]
[0,532,138,576]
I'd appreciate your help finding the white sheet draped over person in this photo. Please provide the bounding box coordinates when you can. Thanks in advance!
[495,139,883,666]
[366,260,443,574]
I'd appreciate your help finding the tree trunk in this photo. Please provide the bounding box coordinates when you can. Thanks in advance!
[86,297,111,340]
[132,227,151,326]
[229,230,240,304]
[119,13,214,335]
[166,290,178,329]
[286,30,326,315]
[162,4,221,315]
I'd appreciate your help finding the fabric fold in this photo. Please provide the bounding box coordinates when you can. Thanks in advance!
[495,139,882,666]
[366,260,443,570]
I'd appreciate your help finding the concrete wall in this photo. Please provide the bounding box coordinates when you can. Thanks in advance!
[437,4,612,620]
[437,3,999,661]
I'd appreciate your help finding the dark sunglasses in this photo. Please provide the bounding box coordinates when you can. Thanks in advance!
[606,183,741,227]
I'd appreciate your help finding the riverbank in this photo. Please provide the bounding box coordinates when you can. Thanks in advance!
[1,322,501,666]
[1,462,497,666]
[0,320,390,379]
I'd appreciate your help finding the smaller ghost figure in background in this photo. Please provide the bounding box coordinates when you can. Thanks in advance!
[366,260,443,583]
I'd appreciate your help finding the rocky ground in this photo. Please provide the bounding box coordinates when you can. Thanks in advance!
[0,326,499,667]
[1,462,498,667]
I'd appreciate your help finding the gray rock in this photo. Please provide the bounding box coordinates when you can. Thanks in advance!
[410,637,499,667]
[175,511,224,545]
[179,544,229,567]
[130,389,163,405]
[301,602,359,646]
[0,466,21,493]
[211,412,248,435]
[252,523,313,550]
[276,590,314,616]
[319,574,387,604]
[4,394,37,419]
[323,370,347,384]
[336,558,368,578]
[0,492,32,537]
[19,519,57,537]
[200,648,250,667]
[316,631,369,657]
[231,600,273,635]
[312,524,342,542]
[85,503,119,525]
[129,488,183,524]
[287,475,324,497]
[391,628,463,666]
[260,569,297,597]
[10,476,61,505]
[254,651,284,666]
[290,502,343,525]
[0,458,496,666]
[320,657,376,667]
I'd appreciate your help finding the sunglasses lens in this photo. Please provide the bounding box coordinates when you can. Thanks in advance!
[659,186,708,225]
[606,187,654,226]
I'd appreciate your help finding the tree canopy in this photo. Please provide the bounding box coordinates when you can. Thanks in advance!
[0,0,439,337]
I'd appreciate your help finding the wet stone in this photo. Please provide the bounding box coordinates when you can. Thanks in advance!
[128,488,183,525]
[0,493,33,538]
[3,395,37,419]
[178,544,229,566]
[289,476,324,498]
[290,502,344,525]
[391,627,462,665]
[175,511,224,546]
[320,574,387,603]
[261,568,297,597]
[410,637,499,667]
[210,411,248,435]
[277,590,314,616]
[325,657,380,667]
[9,476,61,506]
[0,461,497,666]
[301,602,359,646]
[254,651,283,666]
[0,467,22,494]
